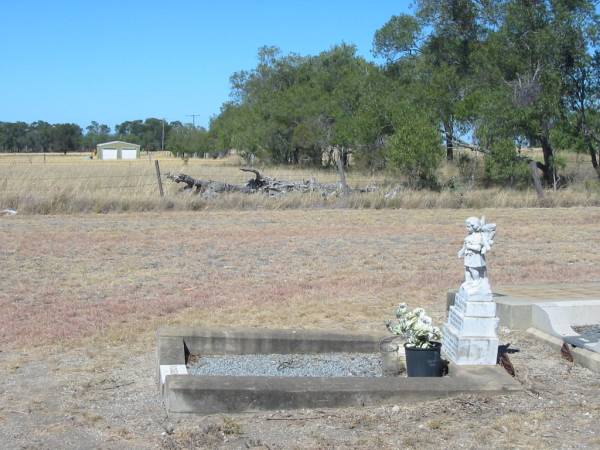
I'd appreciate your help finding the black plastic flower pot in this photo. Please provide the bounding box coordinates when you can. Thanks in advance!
[404,342,443,377]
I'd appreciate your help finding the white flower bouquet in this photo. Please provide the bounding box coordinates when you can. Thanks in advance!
[386,303,441,350]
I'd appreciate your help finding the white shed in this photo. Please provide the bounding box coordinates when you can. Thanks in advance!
[96,141,141,160]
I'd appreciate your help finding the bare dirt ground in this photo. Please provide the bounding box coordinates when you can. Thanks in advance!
[1,208,599,449]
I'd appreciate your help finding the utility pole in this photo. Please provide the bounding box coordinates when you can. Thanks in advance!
[161,118,165,151]
[186,114,201,128]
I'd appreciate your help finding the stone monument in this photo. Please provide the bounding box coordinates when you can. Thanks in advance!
[442,217,499,365]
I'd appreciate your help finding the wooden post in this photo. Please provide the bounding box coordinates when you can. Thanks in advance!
[529,161,544,199]
[155,160,164,197]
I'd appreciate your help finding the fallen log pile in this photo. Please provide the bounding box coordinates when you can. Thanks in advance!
[166,168,375,196]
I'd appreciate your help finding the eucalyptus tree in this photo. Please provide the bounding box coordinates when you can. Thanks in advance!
[50,124,83,152]
[28,121,53,152]
[84,121,112,149]
[114,118,175,150]
[374,1,490,161]
[564,50,600,177]
[474,0,599,185]
[0,122,29,151]
[167,124,213,156]
[214,44,384,166]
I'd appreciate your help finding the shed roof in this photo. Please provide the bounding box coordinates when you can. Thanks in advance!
[97,141,140,148]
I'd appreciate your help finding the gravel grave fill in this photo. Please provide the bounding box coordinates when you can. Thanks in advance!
[188,353,383,377]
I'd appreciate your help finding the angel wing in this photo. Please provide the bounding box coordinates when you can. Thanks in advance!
[480,216,496,251]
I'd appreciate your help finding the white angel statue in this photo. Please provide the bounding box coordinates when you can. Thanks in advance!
[457,216,496,282]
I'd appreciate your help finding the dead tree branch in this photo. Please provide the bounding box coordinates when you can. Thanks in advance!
[166,168,373,197]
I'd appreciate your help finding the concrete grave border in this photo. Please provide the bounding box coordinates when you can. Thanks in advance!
[157,327,521,416]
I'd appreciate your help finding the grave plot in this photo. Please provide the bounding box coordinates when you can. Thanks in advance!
[157,327,521,416]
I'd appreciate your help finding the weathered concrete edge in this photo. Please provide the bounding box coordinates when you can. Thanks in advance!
[156,333,187,389]
[526,327,600,372]
[158,327,384,356]
[164,365,521,415]
[157,326,384,338]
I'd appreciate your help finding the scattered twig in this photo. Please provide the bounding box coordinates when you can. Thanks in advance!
[101,381,134,390]
[266,416,324,421]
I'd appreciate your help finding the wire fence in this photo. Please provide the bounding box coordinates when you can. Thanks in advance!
[0,161,384,188]
[0,158,386,196]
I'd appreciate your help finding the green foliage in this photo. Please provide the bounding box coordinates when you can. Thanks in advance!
[210,44,387,166]
[115,118,175,151]
[472,0,599,183]
[0,121,82,152]
[83,121,111,149]
[385,108,443,187]
[167,125,214,156]
[456,153,479,185]
[484,140,531,187]
[373,14,422,61]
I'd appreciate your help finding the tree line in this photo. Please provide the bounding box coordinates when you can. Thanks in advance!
[208,0,600,186]
[0,119,219,156]
[2,1,599,188]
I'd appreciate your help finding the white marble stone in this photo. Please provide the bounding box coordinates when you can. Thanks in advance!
[442,217,500,366]
[160,364,188,384]
[448,306,499,337]
[455,294,497,317]
[457,278,493,302]
[442,324,499,365]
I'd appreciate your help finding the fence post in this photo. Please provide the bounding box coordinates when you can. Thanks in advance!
[155,160,164,197]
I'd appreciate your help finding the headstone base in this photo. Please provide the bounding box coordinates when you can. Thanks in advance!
[448,306,499,337]
[442,324,498,365]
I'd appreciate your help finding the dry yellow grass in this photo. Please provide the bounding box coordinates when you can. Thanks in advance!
[1,207,598,351]
[1,152,599,214]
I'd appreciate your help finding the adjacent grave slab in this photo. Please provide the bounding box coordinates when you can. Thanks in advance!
[492,283,600,351]
[157,327,521,416]
[448,282,600,371]
[492,283,600,330]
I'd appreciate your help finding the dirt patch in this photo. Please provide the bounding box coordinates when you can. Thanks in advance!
[0,208,599,448]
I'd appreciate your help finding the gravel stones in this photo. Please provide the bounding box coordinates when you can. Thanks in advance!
[188,353,382,377]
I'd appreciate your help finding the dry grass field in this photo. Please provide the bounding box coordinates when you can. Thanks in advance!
[1,208,600,448]
[1,152,599,214]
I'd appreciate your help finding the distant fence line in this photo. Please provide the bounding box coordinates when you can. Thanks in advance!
[0,156,386,198]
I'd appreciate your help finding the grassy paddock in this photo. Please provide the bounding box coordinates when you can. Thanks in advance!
[1,153,599,214]
[1,207,599,350]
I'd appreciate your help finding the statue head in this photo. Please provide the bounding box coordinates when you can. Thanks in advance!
[465,216,481,232]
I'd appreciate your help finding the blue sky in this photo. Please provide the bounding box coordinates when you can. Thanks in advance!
[0,1,410,131]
